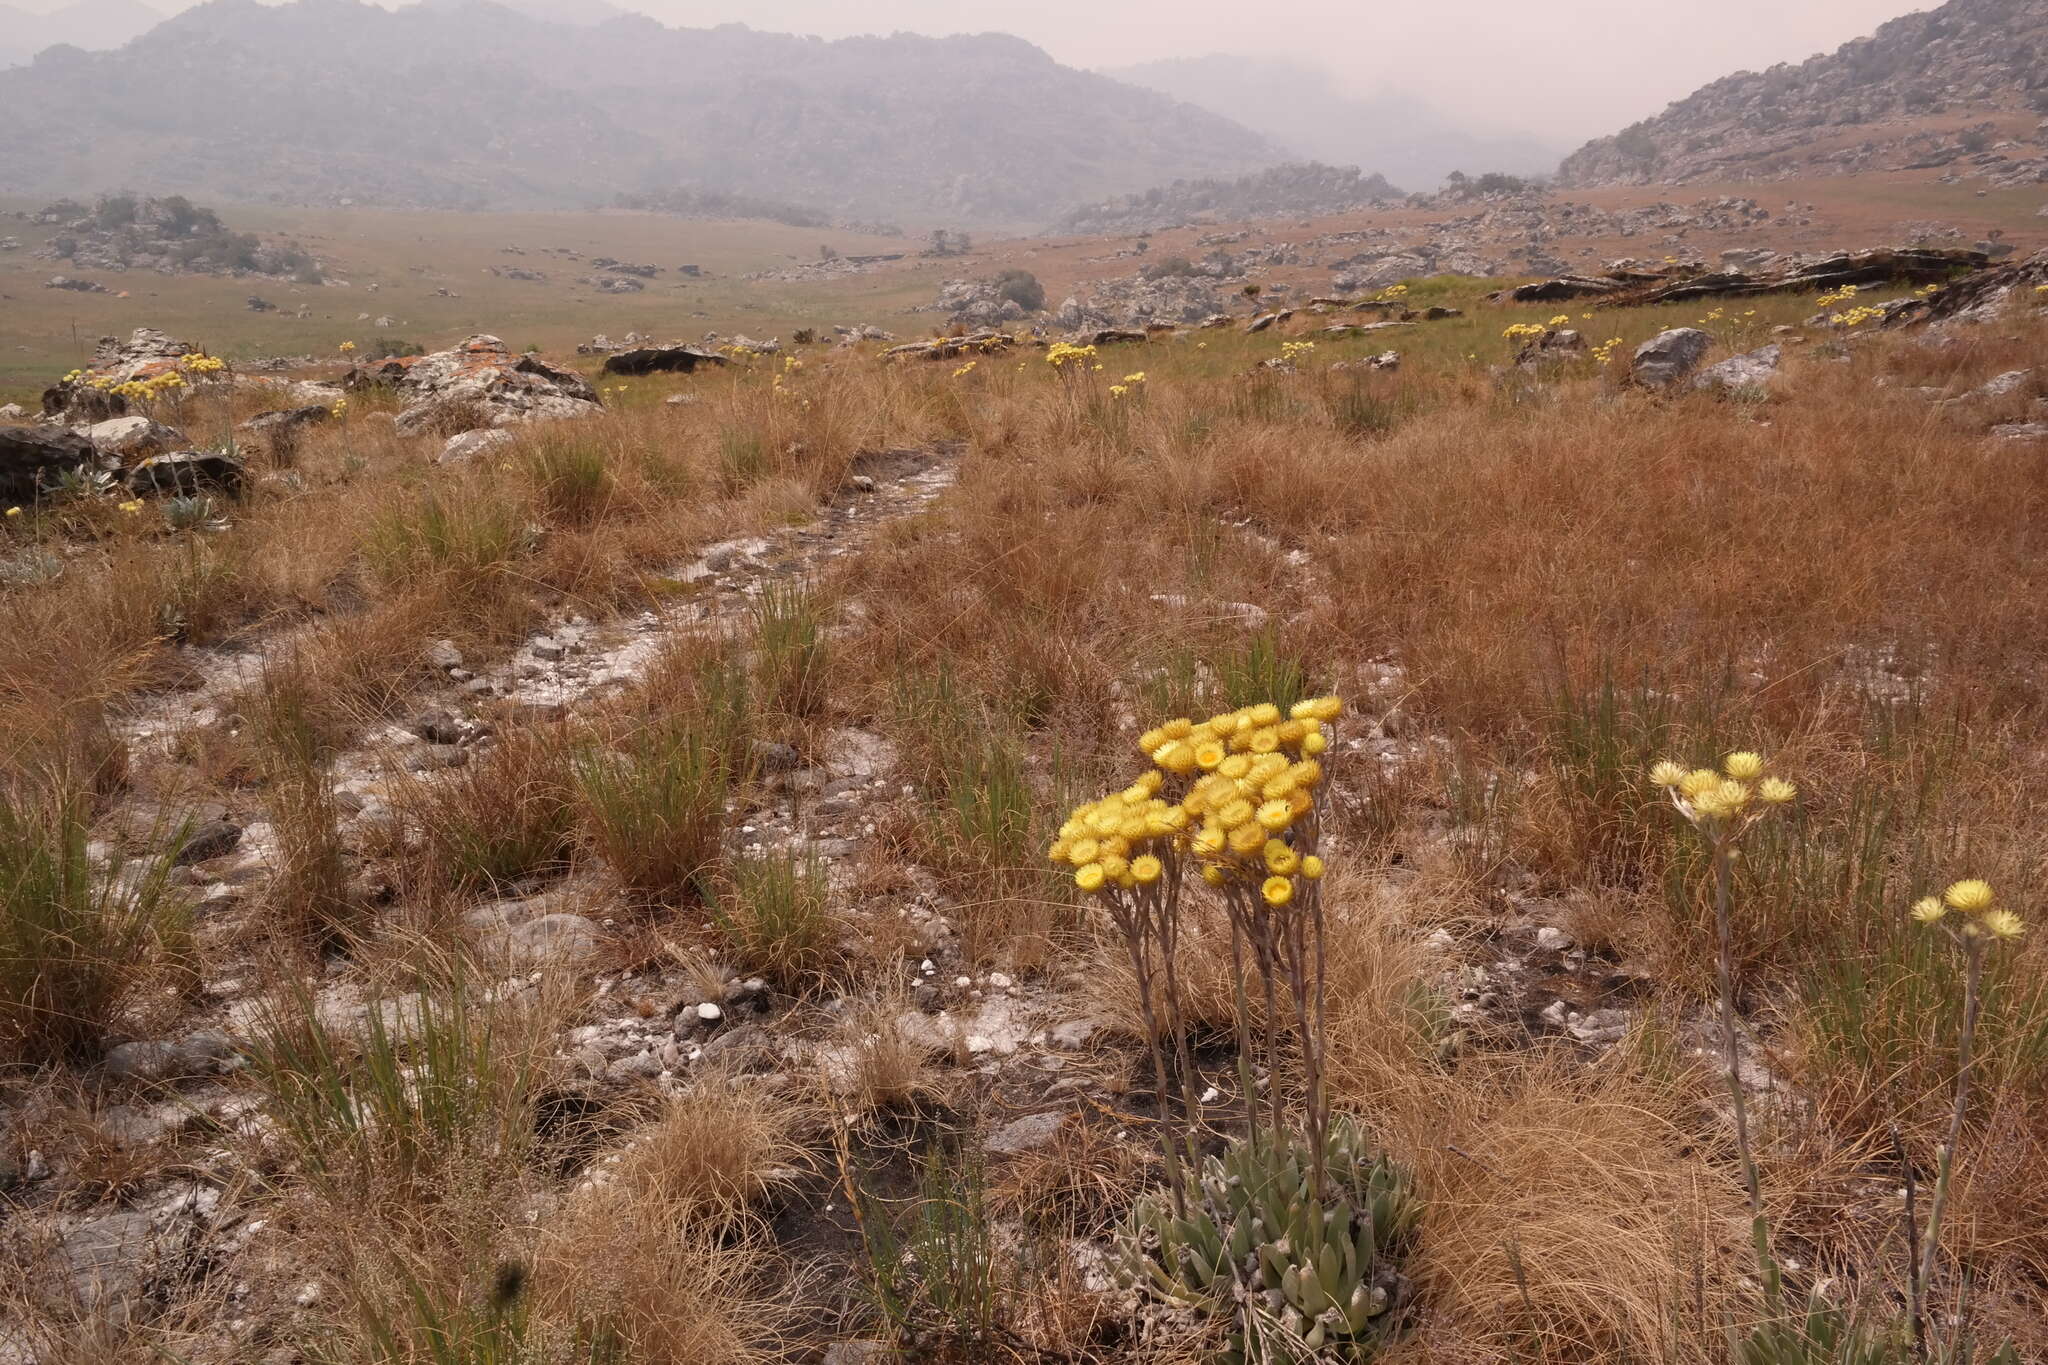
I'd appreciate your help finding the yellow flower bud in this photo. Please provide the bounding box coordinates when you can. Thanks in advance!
[1300,730,1327,756]
[1758,777,1796,805]
[1723,752,1765,780]
[1911,896,1947,925]
[1299,855,1325,880]
[1262,875,1294,907]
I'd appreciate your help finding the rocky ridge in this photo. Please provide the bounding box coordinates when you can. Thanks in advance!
[1560,0,2048,188]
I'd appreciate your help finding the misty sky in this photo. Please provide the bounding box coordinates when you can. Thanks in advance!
[35,0,1936,144]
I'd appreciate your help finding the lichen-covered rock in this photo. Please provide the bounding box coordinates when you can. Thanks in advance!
[78,414,186,458]
[1631,328,1713,389]
[387,335,599,437]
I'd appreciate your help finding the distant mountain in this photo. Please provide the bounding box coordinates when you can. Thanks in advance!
[1105,55,1561,194]
[1559,0,2048,187]
[0,0,160,67]
[0,0,1281,221]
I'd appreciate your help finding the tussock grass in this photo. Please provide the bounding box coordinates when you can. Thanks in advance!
[399,726,580,898]
[711,853,841,991]
[0,787,189,1066]
[575,715,731,906]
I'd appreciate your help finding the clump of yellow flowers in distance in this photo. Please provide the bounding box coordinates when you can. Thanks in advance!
[951,359,977,379]
[1591,337,1625,364]
[1501,321,1548,342]
[1045,341,1098,370]
[337,340,357,354]
[1278,339,1317,365]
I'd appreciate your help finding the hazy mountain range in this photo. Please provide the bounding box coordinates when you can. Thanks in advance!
[0,0,160,67]
[1105,55,1563,193]
[0,0,1279,220]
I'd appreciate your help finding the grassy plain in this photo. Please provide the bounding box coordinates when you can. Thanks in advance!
[3,173,2048,1363]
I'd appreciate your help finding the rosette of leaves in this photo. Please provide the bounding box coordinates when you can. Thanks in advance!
[1121,1116,1417,1363]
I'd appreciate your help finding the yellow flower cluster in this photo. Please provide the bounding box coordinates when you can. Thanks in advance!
[1912,879,2025,940]
[117,499,144,514]
[1374,283,1409,301]
[1547,314,1571,327]
[1122,371,1147,385]
[1649,751,1796,823]
[1278,340,1317,364]
[337,340,357,354]
[331,397,349,419]
[1815,283,1859,309]
[179,354,228,376]
[1591,336,1625,364]
[1502,322,1548,341]
[1046,342,1098,369]
[1051,698,1342,908]
[952,359,977,378]
[1108,384,1130,399]
[102,372,186,403]
[1697,306,1727,325]
[1829,304,1889,328]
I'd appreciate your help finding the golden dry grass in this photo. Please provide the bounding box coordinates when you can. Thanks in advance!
[7,279,2048,1360]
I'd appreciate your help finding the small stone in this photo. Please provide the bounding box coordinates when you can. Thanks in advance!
[426,639,464,671]
[404,744,469,772]
[988,972,1013,990]
[1534,926,1572,952]
[174,820,243,866]
[410,708,463,745]
[695,1001,723,1022]
[986,1111,1064,1156]
[531,637,565,662]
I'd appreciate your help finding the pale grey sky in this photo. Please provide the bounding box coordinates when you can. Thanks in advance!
[34,0,1936,143]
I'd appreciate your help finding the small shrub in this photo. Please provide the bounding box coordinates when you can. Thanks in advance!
[992,268,1044,312]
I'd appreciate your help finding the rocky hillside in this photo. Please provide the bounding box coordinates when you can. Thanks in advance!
[1052,163,1401,236]
[1560,0,2048,187]
[0,0,1279,221]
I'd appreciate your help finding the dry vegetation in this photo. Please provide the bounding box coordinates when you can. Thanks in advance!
[2,264,2046,1365]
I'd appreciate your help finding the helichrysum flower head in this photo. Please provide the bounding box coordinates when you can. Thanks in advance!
[1262,875,1294,907]
[1649,761,1687,788]
[1758,777,1796,804]
[1982,909,2026,941]
[1723,752,1765,780]
[1944,880,1996,914]
[1075,863,1106,892]
[1131,854,1162,885]
[1911,896,1948,925]
[1299,855,1324,880]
